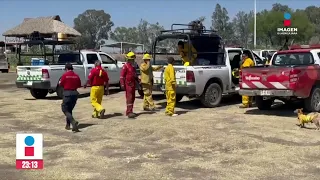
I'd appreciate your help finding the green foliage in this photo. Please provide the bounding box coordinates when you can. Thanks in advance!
[74,9,114,49]
[110,19,165,51]
[211,4,233,42]
[73,4,319,51]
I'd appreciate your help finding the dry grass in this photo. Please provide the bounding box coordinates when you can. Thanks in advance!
[0,74,320,180]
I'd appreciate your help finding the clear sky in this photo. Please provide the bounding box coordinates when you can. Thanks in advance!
[0,0,319,41]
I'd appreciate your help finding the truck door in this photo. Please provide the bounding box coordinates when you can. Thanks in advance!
[84,53,98,82]
[227,49,242,90]
[99,53,119,85]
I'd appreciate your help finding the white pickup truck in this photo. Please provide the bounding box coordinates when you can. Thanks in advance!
[152,47,264,107]
[16,50,123,99]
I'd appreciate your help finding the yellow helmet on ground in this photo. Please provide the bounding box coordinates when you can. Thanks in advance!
[143,53,151,60]
[126,51,136,60]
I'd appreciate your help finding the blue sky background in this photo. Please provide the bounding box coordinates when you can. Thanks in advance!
[0,0,319,41]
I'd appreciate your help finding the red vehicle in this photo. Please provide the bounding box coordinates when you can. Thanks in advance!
[239,45,320,112]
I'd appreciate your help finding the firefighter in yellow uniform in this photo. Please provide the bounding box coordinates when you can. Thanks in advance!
[178,41,197,66]
[140,53,163,111]
[164,57,178,116]
[239,52,255,108]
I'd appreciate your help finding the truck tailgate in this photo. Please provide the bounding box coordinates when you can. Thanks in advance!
[16,66,48,81]
[153,65,187,86]
[241,67,291,89]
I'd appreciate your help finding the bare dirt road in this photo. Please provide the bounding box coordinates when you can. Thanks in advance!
[0,75,320,180]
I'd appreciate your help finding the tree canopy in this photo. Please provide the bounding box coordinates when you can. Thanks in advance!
[73,9,114,49]
[74,4,320,50]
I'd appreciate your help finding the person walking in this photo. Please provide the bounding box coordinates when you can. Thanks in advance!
[239,52,255,108]
[59,63,81,132]
[120,51,138,118]
[164,57,178,116]
[139,53,163,111]
[85,60,109,118]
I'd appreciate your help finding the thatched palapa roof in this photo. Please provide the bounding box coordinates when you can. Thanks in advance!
[2,15,81,37]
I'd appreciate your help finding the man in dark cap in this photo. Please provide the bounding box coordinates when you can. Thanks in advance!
[59,63,81,132]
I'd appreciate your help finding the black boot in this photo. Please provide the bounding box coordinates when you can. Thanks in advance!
[98,109,106,119]
[127,113,136,119]
[65,123,71,130]
[71,120,80,132]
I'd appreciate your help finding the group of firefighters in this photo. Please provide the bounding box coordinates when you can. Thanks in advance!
[58,51,179,132]
[58,41,255,132]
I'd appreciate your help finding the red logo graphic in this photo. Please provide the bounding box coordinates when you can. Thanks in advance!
[284,20,291,27]
[24,136,34,156]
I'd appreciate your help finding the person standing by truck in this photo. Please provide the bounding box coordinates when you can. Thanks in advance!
[59,63,81,132]
[239,52,255,108]
[120,52,138,118]
[85,60,109,119]
[139,53,163,111]
[178,41,197,66]
[164,57,178,116]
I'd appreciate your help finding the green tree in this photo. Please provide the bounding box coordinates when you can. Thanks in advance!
[232,11,253,47]
[110,27,139,43]
[253,4,314,48]
[73,9,114,49]
[211,4,233,43]
[304,6,320,34]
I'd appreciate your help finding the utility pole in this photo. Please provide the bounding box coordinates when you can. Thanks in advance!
[254,0,257,49]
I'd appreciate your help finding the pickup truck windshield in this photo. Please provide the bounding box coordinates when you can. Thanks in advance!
[272,52,314,66]
[58,54,81,64]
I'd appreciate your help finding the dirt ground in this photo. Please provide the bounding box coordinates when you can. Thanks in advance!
[1,73,320,180]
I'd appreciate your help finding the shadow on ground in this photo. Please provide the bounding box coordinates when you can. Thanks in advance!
[136,93,165,100]
[102,112,123,119]
[136,111,156,116]
[78,123,95,129]
[156,95,241,110]
[24,89,121,101]
[245,102,303,117]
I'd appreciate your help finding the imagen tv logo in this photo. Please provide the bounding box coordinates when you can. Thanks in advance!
[277,12,298,35]
[16,133,43,169]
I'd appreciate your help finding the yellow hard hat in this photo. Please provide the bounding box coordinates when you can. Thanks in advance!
[143,53,151,60]
[126,51,136,60]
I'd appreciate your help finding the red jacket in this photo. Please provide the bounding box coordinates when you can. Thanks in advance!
[88,66,109,86]
[59,70,81,90]
[120,62,136,87]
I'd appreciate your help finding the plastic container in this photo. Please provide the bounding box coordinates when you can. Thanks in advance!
[31,58,45,66]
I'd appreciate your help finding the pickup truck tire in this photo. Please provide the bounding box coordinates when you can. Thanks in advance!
[56,85,64,99]
[1,69,9,73]
[200,83,222,108]
[176,95,184,102]
[30,89,48,99]
[304,86,320,112]
[255,96,273,110]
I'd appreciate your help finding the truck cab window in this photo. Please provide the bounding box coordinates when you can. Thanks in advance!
[262,51,267,58]
[100,54,114,64]
[86,54,99,64]
[253,52,263,65]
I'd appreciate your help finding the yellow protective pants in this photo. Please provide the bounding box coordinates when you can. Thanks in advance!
[165,90,176,115]
[242,96,253,107]
[90,86,105,117]
[142,84,155,109]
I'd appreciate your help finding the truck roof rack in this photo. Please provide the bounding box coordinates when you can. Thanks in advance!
[289,44,320,50]
[160,23,217,35]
